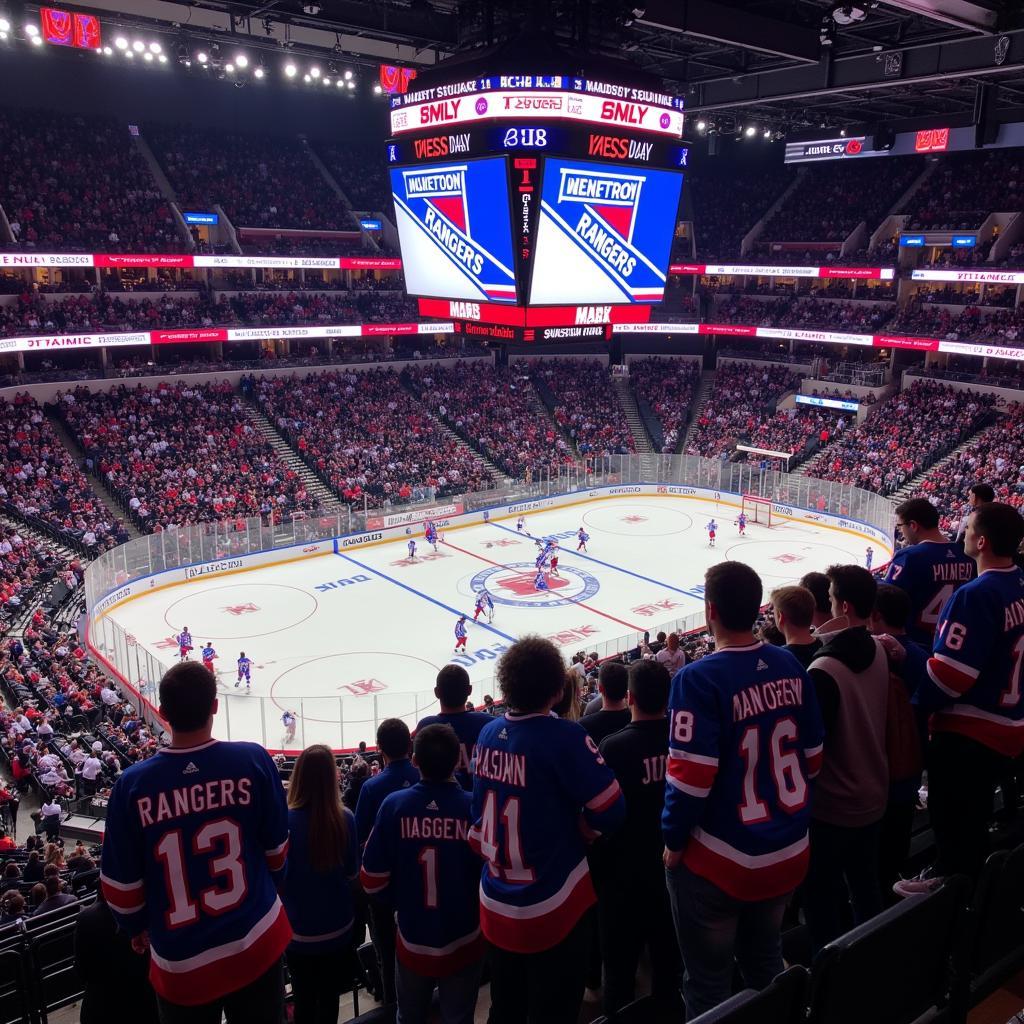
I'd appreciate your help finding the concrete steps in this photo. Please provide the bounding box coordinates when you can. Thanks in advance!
[612,375,654,454]
[681,370,717,452]
[44,411,142,539]
[242,405,340,508]
[890,426,991,501]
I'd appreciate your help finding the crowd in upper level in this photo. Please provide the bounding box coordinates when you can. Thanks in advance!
[627,357,702,453]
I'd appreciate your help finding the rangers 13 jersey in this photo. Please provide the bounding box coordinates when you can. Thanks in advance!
[469,712,624,953]
[884,540,975,646]
[100,740,290,1006]
[663,641,824,901]
[922,565,1024,757]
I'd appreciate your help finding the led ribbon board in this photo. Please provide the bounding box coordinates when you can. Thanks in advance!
[390,157,518,304]
[529,158,683,305]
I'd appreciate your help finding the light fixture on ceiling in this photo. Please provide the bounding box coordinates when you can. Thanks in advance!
[284,62,297,77]
[830,4,868,26]
[235,53,248,68]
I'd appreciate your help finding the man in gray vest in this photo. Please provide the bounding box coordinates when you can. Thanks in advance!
[804,564,890,955]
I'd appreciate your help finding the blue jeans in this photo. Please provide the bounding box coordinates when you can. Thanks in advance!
[665,864,789,1019]
[395,957,481,1024]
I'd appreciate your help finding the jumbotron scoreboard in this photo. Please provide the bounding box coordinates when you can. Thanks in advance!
[386,73,688,342]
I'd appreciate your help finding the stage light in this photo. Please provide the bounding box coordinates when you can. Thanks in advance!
[114,35,128,49]
[254,66,264,79]
[323,77,331,85]
[123,48,133,57]
[336,79,344,88]
[143,51,153,61]
[29,33,42,45]
[149,41,161,53]
[225,62,234,73]
[840,128,847,136]
[303,73,311,83]
[344,69,353,80]
[197,50,208,63]
[235,53,248,68]
[158,53,167,63]
[696,120,706,131]
[745,125,756,137]
[373,83,382,94]
[0,17,10,32]
[346,80,355,90]
[285,62,297,77]
[132,39,144,52]
[103,45,113,55]
[24,23,38,36]
[763,128,772,139]
[310,65,320,78]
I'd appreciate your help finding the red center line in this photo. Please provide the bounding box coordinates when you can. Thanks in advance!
[442,538,646,633]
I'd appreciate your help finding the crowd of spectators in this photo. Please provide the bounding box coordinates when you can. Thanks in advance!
[252,369,494,504]
[404,363,575,481]
[688,161,795,260]
[744,404,848,461]
[146,124,358,231]
[804,380,994,494]
[686,362,801,459]
[886,302,1024,348]
[914,401,1024,531]
[0,524,70,633]
[0,108,182,254]
[900,149,1024,230]
[0,290,420,339]
[57,382,322,531]
[0,396,124,552]
[911,284,1016,308]
[758,157,923,244]
[316,143,391,214]
[529,360,637,457]
[627,357,702,452]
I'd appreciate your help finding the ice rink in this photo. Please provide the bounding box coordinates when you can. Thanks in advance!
[101,495,891,751]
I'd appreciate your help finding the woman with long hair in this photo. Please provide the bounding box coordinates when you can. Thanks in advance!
[282,744,360,1024]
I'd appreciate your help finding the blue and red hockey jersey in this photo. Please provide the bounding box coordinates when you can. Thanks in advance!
[415,710,491,790]
[921,565,1024,757]
[663,641,824,902]
[884,540,975,646]
[469,712,625,954]
[100,739,290,1006]
[360,780,482,977]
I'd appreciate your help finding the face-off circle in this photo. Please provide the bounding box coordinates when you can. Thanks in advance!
[469,562,601,608]
[163,583,317,639]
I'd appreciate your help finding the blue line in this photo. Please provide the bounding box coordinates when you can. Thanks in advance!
[334,551,518,644]
[491,521,706,600]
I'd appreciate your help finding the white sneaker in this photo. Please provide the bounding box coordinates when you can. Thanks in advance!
[893,872,945,898]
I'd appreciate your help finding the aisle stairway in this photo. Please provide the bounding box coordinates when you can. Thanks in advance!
[890,424,993,502]
[242,405,340,508]
[680,370,716,452]
[44,411,142,539]
[612,375,654,454]
[431,418,514,489]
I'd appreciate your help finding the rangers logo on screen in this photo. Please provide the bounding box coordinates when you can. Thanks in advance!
[530,158,683,305]
[390,159,518,303]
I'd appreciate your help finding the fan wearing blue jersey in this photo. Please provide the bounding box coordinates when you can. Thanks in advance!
[896,503,1024,895]
[355,718,420,1008]
[362,725,483,1024]
[100,661,290,1021]
[281,745,359,1024]
[470,636,625,1024]
[415,665,491,791]
[663,561,823,1019]
[885,498,975,647]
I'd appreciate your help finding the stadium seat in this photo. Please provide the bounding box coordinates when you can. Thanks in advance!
[686,966,808,1024]
[0,945,32,1024]
[956,844,1024,1012]
[807,876,969,1024]
[24,909,86,1022]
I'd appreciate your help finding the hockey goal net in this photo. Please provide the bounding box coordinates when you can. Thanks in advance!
[741,494,774,527]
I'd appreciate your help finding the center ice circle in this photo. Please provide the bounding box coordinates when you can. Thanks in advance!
[469,562,601,608]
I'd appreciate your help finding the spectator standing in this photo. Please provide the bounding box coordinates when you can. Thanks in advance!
[897,502,1024,893]
[414,666,491,791]
[663,562,823,1018]
[954,482,995,545]
[470,637,625,1024]
[886,498,975,646]
[804,566,890,953]
[361,725,483,1024]
[771,586,823,668]
[655,633,687,676]
[800,572,833,631]
[75,886,159,1024]
[354,719,419,1009]
[282,744,360,1024]
[579,661,632,744]
[100,661,291,1022]
[39,797,61,842]
[596,660,681,1016]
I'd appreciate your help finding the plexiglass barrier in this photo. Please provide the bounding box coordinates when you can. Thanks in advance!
[86,455,894,750]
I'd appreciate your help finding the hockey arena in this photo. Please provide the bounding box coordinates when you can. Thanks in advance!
[88,488,891,751]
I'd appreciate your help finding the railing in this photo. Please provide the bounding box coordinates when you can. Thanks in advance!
[85,454,894,751]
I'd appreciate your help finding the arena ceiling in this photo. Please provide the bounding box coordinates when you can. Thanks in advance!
[66,0,1024,132]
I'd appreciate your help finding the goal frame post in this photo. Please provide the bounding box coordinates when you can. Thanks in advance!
[741,494,774,527]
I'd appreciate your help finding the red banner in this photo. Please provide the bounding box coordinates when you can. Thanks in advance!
[874,334,940,351]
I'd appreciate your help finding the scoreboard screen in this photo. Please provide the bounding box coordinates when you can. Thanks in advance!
[390,156,519,304]
[528,158,683,305]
